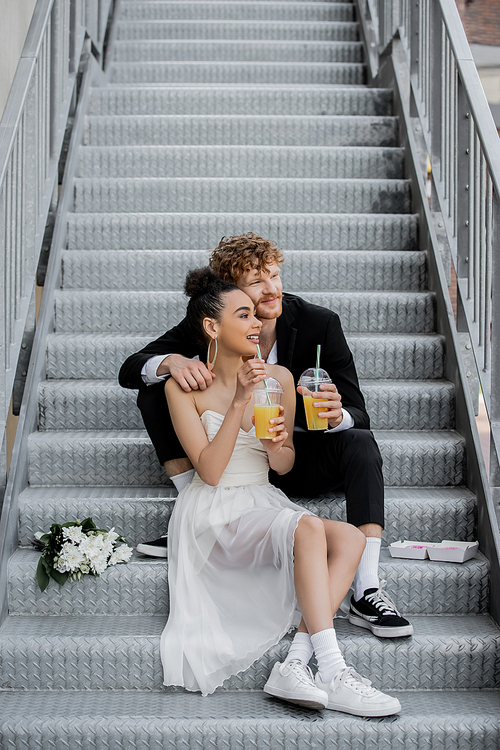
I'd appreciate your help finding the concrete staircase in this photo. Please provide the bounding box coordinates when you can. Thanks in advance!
[1,0,499,746]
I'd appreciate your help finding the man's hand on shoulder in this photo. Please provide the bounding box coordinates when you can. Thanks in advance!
[165,354,216,393]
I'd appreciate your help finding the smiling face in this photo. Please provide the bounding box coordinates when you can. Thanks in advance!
[235,263,283,321]
[204,289,262,357]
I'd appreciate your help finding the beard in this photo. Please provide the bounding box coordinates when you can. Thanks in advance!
[255,295,283,320]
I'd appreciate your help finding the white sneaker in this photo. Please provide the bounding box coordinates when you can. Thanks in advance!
[264,660,328,710]
[315,667,401,717]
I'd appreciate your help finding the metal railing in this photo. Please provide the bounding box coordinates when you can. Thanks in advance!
[0,0,113,500]
[363,0,500,495]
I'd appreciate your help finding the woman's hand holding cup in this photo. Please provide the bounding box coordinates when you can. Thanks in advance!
[235,358,267,405]
[253,405,288,452]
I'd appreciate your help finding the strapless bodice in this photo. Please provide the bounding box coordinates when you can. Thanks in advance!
[190,410,270,488]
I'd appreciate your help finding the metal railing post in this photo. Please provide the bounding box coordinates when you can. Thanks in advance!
[490,190,500,488]
[429,0,443,184]
[456,76,472,286]
[377,0,386,49]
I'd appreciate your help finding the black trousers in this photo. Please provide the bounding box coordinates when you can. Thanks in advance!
[137,383,384,529]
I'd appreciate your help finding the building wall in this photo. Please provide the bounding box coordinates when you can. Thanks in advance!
[0,0,38,120]
[456,0,500,46]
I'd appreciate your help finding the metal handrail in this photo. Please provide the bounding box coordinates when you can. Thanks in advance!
[369,0,500,493]
[0,0,113,501]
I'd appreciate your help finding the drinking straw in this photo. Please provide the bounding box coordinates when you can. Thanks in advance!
[255,344,272,406]
[316,344,321,392]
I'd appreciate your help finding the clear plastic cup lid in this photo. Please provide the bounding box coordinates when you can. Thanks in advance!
[298,368,331,384]
[253,377,283,393]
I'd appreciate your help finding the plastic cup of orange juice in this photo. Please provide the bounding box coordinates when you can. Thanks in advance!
[298,368,332,430]
[253,378,283,439]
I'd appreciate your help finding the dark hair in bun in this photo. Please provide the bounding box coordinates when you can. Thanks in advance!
[185,267,238,346]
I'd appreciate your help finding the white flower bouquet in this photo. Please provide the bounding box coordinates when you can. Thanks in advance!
[33,517,133,591]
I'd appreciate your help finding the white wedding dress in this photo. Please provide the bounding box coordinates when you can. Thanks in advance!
[160,409,313,696]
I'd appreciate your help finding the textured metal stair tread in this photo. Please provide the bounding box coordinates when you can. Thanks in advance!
[0,696,499,750]
[78,145,404,180]
[72,178,411,216]
[11,544,482,569]
[115,21,359,42]
[117,2,355,21]
[37,379,454,432]
[108,61,365,81]
[1,613,498,691]
[26,430,465,487]
[16,486,477,547]
[7,548,488,617]
[45,332,445,380]
[87,90,394,117]
[87,90,392,116]
[17,484,477,503]
[2,613,496,640]
[62,249,425,293]
[53,289,433,334]
[83,115,397,148]
[112,40,365,63]
[66,214,417,253]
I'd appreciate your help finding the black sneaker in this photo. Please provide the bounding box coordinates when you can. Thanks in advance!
[348,581,413,638]
[136,535,168,558]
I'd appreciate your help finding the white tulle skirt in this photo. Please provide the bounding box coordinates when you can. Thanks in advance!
[160,477,311,695]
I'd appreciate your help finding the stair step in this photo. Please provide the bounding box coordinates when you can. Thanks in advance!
[83,115,397,147]
[90,86,394,120]
[62,249,425,292]
[116,20,359,41]
[7,548,488,615]
[45,332,445,380]
[73,178,411,215]
[17,486,477,548]
[54,290,433,334]
[88,86,394,117]
[79,144,404,179]
[118,2,355,22]
[1,690,499,750]
[37,380,454,431]
[27,430,464,486]
[66,213,417,251]
[112,40,364,63]
[1,615,498,690]
[109,61,365,85]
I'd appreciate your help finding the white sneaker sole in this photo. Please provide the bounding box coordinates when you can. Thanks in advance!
[325,697,401,717]
[263,685,327,710]
[136,543,168,558]
[348,613,414,638]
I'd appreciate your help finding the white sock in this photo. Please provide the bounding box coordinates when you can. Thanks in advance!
[310,628,347,684]
[171,469,195,493]
[353,537,381,601]
[284,632,314,666]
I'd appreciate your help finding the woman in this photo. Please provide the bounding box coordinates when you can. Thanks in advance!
[160,268,401,717]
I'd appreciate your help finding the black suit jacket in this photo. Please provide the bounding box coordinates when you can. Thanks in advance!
[118,293,370,431]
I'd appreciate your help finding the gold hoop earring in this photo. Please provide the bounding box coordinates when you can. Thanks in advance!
[207,337,218,370]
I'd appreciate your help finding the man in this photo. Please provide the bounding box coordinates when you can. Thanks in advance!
[119,233,413,638]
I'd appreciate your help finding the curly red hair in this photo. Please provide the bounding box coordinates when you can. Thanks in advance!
[209,233,284,283]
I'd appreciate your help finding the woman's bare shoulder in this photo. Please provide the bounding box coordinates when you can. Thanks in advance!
[266,364,294,388]
[165,377,196,406]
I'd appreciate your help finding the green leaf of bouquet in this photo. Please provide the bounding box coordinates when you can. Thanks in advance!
[36,557,50,592]
[81,517,97,531]
[51,569,69,586]
[39,534,51,544]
